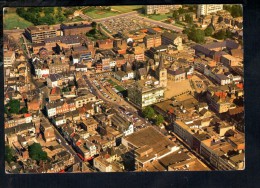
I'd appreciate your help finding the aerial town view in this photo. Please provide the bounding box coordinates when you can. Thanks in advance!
[3,5,244,173]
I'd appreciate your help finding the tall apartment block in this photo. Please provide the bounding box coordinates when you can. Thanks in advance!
[144,35,162,49]
[144,5,182,15]
[197,4,223,17]
[25,25,57,43]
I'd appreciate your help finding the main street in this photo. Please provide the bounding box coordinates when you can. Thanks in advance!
[19,33,82,164]
[83,74,151,128]
[170,129,216,170]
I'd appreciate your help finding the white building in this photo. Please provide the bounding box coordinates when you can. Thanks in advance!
[145,5,182,15]
[128,80,165,109]
[24,114,33,123]
[46,74,62,88]
[215,74,231,85]
[124,124,134,136]
[4,50,15,67]
[35,68,49,78]
[197,4,223,17]
[126,71,135,80]
[47,107,56,117]
[109,60,116,68]
[53,115,66,126]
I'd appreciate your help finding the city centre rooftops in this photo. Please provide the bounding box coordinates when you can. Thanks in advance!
[131,79,163,93]
[124,126,176,152]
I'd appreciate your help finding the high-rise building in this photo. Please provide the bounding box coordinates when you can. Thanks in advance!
[197,4,223,17]
[127,80,165,109]
[144,5,182,15]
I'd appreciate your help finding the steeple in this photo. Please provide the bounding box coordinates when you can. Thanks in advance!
[156,53,167,88]
[158,54,165,70]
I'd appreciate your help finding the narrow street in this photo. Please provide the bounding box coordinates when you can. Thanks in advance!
[170,129,216,170]
[40,112,82,163]
[83,74,151,128]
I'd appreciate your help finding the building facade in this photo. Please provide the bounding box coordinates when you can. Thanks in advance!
[145,5,182,15]
[128,81,165,109]
[144,35,162,49]
[197,4,223,17]
[25,25,57,43]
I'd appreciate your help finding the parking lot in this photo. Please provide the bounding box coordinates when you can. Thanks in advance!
[100,15,157,34]
[190,75,207,93]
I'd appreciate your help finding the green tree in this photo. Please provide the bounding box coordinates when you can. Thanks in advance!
[155,114,164,126]
[187,27,205,43]
[226,29,232,39]
[44,7,55,15]
[185,14,193,24]
[214,29,227,40]
[183,27,190,35]
[28,143,48,162]
[7,99,20,114]
[62,87,70,92]
[231,5,243,18]
[91,21,97,29]
[172,10,179,20]
[5,145,15,163]
[57,10,66,22]
[178,7,186,14]
[142,106,155,119]
[4,106,10,116]
[193,29,205,43]
[187,5,195,12]
[64,8,74,17]
[224,5,242,18]
[223,5,232,12]
[20,107,28,114]
[204,26,214,36]
[88,28,97,35]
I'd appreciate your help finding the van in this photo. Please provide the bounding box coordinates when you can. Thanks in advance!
[57,138,62,144]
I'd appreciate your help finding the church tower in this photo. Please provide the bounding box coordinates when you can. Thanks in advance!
[156,54,167,88]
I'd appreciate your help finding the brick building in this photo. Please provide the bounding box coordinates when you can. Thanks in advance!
[61,23,92,36]
[25,25,57,43]
[97,39,114,49]
[143,34,162,49]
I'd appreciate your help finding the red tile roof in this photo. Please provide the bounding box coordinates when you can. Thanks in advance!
[215,91,227,98]
[24,113,31,118]
[236,83,243,89]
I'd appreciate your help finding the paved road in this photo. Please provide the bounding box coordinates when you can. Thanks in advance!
[22,34,31,58]
[141,16,183,32]
[94,11,138,22]
[40,112,82,164]
[170,128,216,171]
[4,29,24,34]
[83,74,151,129]
[21,45,82,164]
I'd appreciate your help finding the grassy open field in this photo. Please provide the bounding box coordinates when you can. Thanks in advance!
[111,6,143,13]
[145,13,172,21]
[63,16,84,23]
[115,85,126,92]
[4,12,33,30]
[108,79,117,86]
[83,8,119,19]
